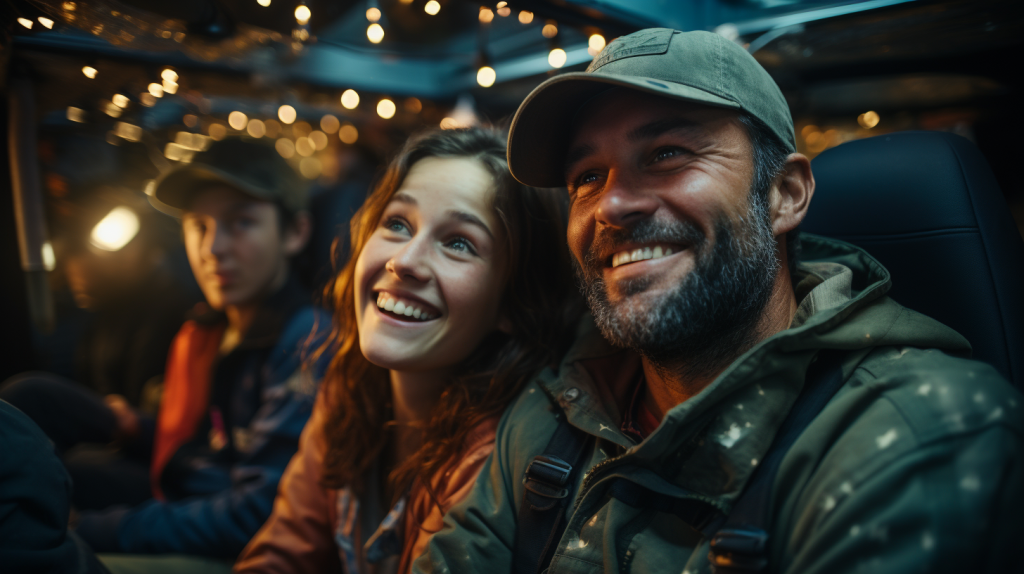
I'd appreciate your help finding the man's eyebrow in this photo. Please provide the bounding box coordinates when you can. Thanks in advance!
[447,209,494,239]
[627,117,705,143]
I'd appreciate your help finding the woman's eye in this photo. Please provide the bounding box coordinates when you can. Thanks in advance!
[445,237,476,254]
[383,218,408,234]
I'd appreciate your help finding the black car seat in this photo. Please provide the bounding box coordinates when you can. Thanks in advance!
[803,131,1024,388]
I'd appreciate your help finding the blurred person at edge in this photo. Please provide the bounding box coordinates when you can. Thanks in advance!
[415,29,1024,574]
[233,127,580,574]
[1,139,331,572]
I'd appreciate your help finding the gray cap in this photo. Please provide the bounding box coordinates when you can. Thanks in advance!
[153,138,307,213]
[507,28,795,188]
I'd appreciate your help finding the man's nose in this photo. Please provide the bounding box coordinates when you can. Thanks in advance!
[387,235,432,283]
[205,222,229,258]
[594,170,659,229]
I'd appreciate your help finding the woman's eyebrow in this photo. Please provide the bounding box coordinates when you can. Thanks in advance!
[446,210,494,240]
[391,192,417,205]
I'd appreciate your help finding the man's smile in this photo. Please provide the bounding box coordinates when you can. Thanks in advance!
[609,244,683,268]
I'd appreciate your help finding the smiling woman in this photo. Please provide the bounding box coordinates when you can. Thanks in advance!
[235,127,581,574]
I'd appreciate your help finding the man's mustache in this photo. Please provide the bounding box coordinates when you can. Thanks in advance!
[582,218,707,277]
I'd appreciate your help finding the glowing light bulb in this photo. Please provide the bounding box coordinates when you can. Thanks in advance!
[278,104,297,124]
[542,21,557,38]
[519,11,533,24]
[112,94,129,108]
[477,66,496,88]
[588,33,606,55]
[341,89,360,109]
[858,111,880,129]
[548,48,567,68]
[366,7,381,22]
[479,8,493,23]
[148,83,164,98]
[91,207,140,251]
[82,66,98,79]
[38,17,54,29]
[295,5,311,24]
[161,69,178,82]
[424,1,440,15]
[228,111,248,130]
[377,99,396,119]
[162,80,178,94]
[367,23,384,43]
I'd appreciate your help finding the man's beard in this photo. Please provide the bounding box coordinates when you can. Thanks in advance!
[574,195,780,379]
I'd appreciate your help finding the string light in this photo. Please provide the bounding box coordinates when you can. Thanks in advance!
[588,33,606,56]
[38,17,54,29]
[82,66,98,79]
[477,66,496,88]
[518,11,533,24]
[542,21,558,38]
[17,18,33,29]
[112,94,129,108]
[278,104,297,124]
[295,5,311,25]
[377,99,396,119]
[479,7,494,23]
[366,7,381,22]
[228,111,248,130]
[424,1,440,16]
[548,48,567,68]
[367,23,384,43]
[341,89,360,109]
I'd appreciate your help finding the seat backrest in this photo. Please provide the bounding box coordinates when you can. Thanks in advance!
[803,131,1024,388]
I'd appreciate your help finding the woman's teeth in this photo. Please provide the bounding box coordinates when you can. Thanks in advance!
[376,293,436,320]
[611,245,674,268]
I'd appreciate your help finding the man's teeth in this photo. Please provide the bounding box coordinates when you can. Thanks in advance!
[611,245,674,268]
[376,293,436,320]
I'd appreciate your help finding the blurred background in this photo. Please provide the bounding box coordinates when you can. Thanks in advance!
[0,0,1021,394]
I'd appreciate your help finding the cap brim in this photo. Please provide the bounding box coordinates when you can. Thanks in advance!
[152,165,276,211]
[508,72,741,188]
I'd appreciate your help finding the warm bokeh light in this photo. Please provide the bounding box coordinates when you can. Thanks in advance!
[404,98,422,113]
[264,119,282,138]
[247,119,266,138]
[275,138,295,158]
[309,130,329,150]
[588,34,606,55]
[183,114,198,128]
[377,98,396,119]
[548,48,567,68]
[17,18,33,29]
[161,69,178,83]
[140,93,156,107]
[148,83,164,98]
[103,101,122,118]
[42,242,55,271]
[496,2,510,17]
[440,117,462,130]
[67,107,86,123]
[341,89,360,109]
[38,17,54,29]
[115,122,142,142]
[479,7,494,23]
[228,111,248,130]
[82,66,97,79]
[293,121,312,137]
[162,79,178,94]
[477,66,496,88]
[519,11,534,24]
[299,157,322,179]
[209,124,227,140]
[367,23,384,43]
[424,1,440,16]
[321,114,340,134]
[295,137,315,157]
[112,94,129,108]
[257,0,271,6]
[542,21,558,38]
[366,7,381,22]
[338,124,359,144]
[858,111,881,129]
[295,5,311,25]
[278,104,297,124]
[91,207,140,251]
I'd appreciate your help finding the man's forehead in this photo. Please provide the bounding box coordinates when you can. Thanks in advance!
[570,89,732,141]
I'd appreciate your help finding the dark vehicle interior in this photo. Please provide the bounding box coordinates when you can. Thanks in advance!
[1,0,1022,397]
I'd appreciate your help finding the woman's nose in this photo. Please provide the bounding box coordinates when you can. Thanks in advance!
[386,236,431,283]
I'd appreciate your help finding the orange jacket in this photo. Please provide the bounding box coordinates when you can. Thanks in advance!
[235,397,497,574]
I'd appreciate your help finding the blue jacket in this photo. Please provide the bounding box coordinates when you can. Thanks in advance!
[76,277,332,559]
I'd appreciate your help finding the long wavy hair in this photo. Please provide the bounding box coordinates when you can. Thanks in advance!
[316,127,580,498]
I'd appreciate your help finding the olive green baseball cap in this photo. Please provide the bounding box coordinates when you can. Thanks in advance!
[153,138,307,214]
[508,28,796,188]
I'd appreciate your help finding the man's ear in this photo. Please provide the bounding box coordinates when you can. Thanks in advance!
[283,211,312,256]
[770,153,815,237]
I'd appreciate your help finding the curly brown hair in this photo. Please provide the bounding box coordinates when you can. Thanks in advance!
[315,127,580,499]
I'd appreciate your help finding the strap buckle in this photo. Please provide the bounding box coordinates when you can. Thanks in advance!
[523,455,572,499]
[708,527,769,573]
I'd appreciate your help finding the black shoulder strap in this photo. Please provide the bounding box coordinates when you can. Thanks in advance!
[708,349,848,574]
[512,413,591,574]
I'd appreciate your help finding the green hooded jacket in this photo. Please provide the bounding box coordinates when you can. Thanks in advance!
[414,235,1024,574]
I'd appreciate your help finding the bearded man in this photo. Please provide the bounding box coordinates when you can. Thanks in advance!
[413,29,1023,574]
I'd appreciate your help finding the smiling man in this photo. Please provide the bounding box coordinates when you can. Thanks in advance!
[415,29,1023,574]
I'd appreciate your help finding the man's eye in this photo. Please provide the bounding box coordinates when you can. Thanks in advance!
[651,147,686,163]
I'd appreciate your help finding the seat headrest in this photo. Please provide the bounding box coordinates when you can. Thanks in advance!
[803,131,1024,387]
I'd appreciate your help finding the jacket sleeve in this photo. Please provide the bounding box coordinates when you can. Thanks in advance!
[233,399,342,573]
[76,308,333,559]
